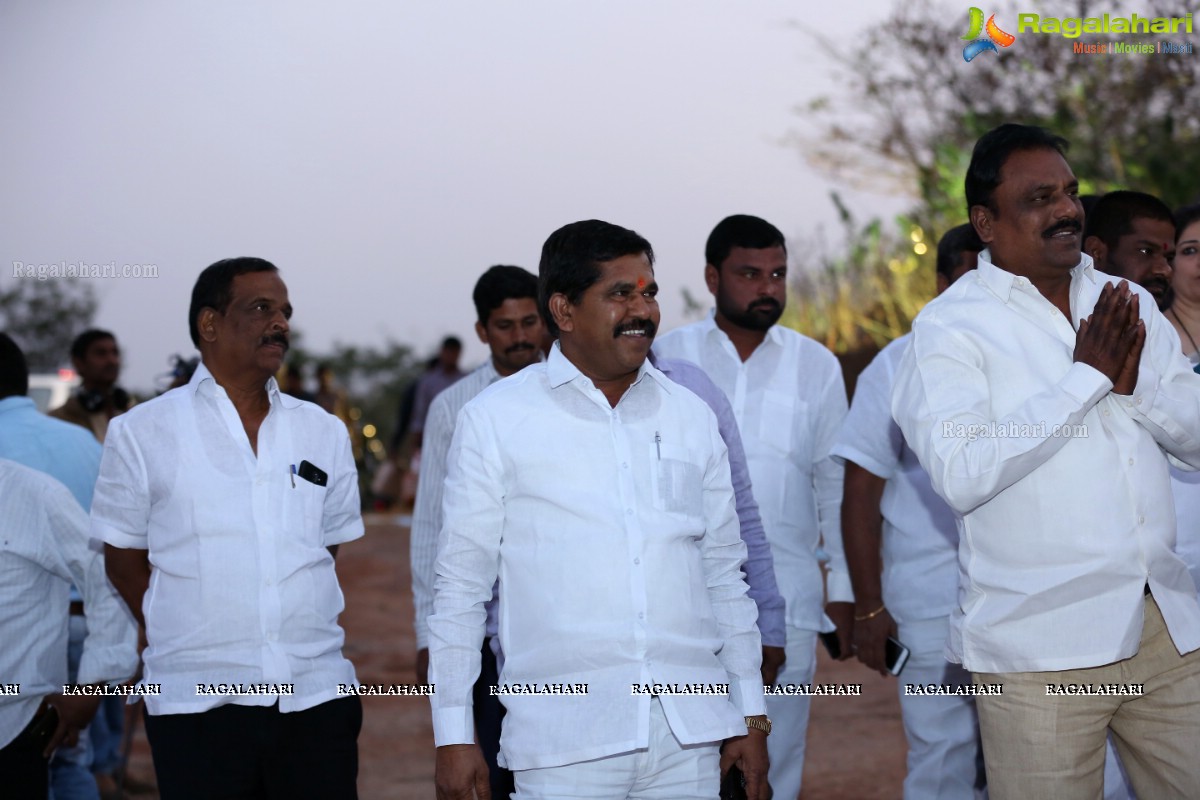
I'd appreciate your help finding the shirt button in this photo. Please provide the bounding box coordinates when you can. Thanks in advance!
[626,508,633,516]
[1139,516,1146,525]
[1103,408,1111,416]
[1128,458,1134,466]
[1135,398,1142,405]
[622,462,628,469]
[633,558,640,565]
[265,579,273,586]
[638,612,645,620]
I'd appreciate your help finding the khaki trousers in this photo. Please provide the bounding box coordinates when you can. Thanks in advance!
[972,596,1200,800]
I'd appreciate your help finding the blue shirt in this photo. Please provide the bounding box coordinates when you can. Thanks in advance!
[0,396,102,510]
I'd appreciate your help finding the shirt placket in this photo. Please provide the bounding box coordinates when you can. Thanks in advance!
[254,407,291,687]
[1021,279,1152,578]
[212,385,290,688]
[602,387,654,743]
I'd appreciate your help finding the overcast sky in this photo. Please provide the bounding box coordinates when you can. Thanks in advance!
[2,0,916,391]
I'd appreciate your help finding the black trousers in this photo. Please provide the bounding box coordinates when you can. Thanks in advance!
[474,638,514,800]
[0,708,52,799]
[144,696,361,800]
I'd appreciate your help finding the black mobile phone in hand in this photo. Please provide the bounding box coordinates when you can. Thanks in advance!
[721,765,748,800]
[29,705,60,752]
[819,630,842,660]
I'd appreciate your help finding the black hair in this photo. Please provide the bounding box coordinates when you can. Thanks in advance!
[69,329,117,361]
[1084,191,1175,248]
[705,214,786,269]
[472,265,539,326]
[965,124,1070,216]
[188,257,279,347]
[1176,204,1200,241]
[538,220,654,337]
[0,332,29,399]
[936,223,985,278]
[440,336,463,351]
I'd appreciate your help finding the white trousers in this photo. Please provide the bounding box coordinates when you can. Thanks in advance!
[513,699,719,799]
[764,625,817,800]
[895,616,983,799]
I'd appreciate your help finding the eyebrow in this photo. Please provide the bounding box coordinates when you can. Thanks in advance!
[609,280,658,292]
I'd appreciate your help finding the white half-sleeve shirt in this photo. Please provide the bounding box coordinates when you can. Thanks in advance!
[830,333,961,624]
[91,360,364,715]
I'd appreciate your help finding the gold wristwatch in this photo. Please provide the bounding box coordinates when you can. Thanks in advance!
[745,715,772,736]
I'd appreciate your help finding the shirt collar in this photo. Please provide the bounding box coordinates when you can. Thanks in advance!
[545,340,672,394]
[702,307,785,350]
[190,360,285,405]
[977,248,1097,303]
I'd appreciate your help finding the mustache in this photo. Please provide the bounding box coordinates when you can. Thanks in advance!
[260,332,289,351]
[613,318,657,338]
[1042,219,1082,238]
[749,298,782,312]
[505,342,536,355]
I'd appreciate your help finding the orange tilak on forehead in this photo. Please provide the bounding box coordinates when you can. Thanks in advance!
[637,276,646,290]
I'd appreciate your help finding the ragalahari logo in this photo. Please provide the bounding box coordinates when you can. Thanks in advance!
[962,7,1016,61]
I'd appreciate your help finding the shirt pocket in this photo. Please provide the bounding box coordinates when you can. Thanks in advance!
[289,477,327,546]
[759,391,804,458]
[649,442,704,519]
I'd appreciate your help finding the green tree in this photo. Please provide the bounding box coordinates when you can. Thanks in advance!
[788,0,1200,352]
[0,279,98,371]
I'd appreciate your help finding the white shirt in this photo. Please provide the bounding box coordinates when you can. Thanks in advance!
[892,250,1200,672]
[91,361,364,715]
[429,344,765,770]
[1,459,138,747]
[831,334,960,623]
[412,360,502,649]
[1172,467,1200,594]
[654,315,852,629]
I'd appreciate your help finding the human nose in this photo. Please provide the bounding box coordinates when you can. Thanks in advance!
[1151,253,1172,279]
[629,290,653,317]
[1054,191,1082,221]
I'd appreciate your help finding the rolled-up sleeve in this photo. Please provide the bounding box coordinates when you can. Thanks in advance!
[91,415,151,551]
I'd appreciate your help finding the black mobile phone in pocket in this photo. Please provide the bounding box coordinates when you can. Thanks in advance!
[297,460,328,487]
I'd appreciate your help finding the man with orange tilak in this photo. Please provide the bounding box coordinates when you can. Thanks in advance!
[430,220,768,799]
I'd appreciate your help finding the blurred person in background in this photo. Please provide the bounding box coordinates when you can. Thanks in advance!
[50,329,133,444]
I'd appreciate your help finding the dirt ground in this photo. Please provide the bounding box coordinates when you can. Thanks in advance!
[122,517,908,799]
